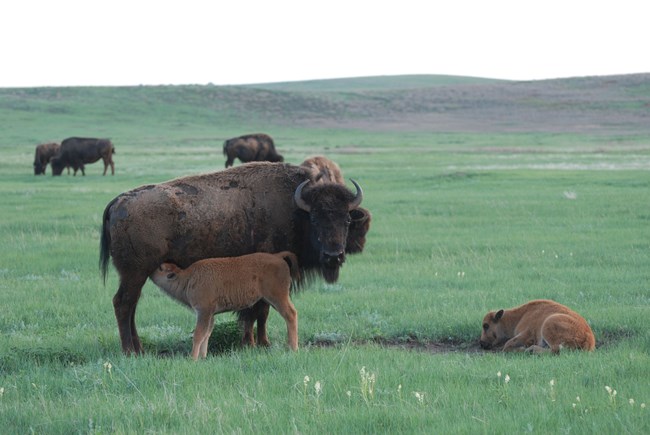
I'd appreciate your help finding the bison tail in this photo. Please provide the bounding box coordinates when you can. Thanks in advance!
[99,197,118,284]
[276,251,301,288]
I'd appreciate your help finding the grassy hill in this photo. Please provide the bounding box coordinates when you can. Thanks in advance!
[2,73,649,148]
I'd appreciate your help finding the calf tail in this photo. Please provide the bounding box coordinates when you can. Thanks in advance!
[99,196,118,284]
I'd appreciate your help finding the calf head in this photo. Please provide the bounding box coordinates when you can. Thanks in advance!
[479,309,508,350]
[294,179,363,282]
[149,262,182,288]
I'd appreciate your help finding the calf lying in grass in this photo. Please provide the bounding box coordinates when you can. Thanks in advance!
[149,251,300,359]
[480,299,595,354]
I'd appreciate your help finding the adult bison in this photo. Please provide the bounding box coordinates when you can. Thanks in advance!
[33,142,60,175]
[51,137,115,176]
[100,162,370,355]
[223,133,283,168]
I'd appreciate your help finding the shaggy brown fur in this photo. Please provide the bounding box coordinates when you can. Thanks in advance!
[300,156,345,185]
[100,162,366,355]
[480,299,596,354]
[33,142,61,175]
[223,133,283,168]
[150,251,300,359]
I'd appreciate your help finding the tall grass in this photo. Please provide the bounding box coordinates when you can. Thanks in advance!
[0,80,648,433]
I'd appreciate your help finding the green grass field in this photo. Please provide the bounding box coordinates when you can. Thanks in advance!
[0,75,649,433]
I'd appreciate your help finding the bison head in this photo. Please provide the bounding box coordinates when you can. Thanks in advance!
[34,161,45,175]
[50,156,65,176]
[294,179,363,282]
[479,309,507,350]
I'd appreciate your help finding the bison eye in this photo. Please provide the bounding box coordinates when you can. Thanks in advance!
[483,323,489,331]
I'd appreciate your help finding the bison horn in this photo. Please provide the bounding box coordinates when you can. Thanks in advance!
[294,179,311,212]
[348,179,363,210]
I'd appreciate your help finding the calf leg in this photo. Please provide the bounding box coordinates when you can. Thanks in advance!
[113,274,147,355]
[273,300,298,351]
[502,332,534,352]
[192,311,215,360]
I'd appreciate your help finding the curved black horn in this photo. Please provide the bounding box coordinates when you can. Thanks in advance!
[294,179,311,212]
[348,179,363,210]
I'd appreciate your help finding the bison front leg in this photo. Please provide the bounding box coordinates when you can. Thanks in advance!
[113,274,147,355]
[192,312,214,360]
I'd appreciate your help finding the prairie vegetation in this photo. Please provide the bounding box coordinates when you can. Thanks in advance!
[0,74,648,433]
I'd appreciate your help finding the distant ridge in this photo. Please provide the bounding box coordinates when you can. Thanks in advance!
[241,74,507,92]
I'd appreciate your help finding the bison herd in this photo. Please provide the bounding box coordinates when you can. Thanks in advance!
[32,133,286,176]
[31,132,593,357]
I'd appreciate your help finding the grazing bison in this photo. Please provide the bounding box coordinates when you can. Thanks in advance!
[480,299,596,354]
[300,155,371,254]
[51,137,115,176]
[33,142,61,175]
[223,133,283,168]
[100,162,369,355]
[150,251,300,359]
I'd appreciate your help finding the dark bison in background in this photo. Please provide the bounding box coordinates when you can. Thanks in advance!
[100,162,370,354]
[51,137,115,176]
[33,142,61,175]
[223,133,283,168]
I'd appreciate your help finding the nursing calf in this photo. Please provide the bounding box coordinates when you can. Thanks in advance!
[480,299,595,354]
[149,251,300,359]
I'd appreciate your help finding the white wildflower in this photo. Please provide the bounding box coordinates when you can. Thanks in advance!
[504,374,510,384]
[304,376,310,386]
[629,398,635,406]
[605,386,612,394]
[346,390,351,398]
[315,381,322,396]
[497,371,502,378]
[549,379,555,387]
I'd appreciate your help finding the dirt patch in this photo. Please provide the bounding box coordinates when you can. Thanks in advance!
[309,336,484,354]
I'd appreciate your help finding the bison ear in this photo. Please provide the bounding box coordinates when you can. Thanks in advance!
[349,207,369,224]
[494,310,504,321]
[166,272,176,279]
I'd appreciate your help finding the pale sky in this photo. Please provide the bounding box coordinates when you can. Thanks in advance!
[1,0,647,87]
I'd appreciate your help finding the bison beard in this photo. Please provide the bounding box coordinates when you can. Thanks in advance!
[100,162,367,354]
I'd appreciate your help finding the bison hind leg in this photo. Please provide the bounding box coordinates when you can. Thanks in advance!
[113,273,148,355]
[237,301,270,347]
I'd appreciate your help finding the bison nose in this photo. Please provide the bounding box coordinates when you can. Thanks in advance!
[321,249,345,267]
[479,340,491,350]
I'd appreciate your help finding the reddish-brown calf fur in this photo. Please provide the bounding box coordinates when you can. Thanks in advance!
[149,251,300,359]
[480,299,595,354]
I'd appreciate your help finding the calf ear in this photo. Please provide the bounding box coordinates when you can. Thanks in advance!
[494,310,504,321]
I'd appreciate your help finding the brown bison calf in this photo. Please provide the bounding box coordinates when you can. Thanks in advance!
[480,299,596,354]
[300,155,345,185]
[149,251,300,359]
